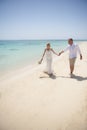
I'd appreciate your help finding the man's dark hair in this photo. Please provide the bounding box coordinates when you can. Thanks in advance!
[68,38,73,41]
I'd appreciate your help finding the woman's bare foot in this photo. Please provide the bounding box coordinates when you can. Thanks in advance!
[69,72,73,78]
[43,71,48,74]
[49,73,53,77]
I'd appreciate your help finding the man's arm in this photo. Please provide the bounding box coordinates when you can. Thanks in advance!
[77,45,82,60]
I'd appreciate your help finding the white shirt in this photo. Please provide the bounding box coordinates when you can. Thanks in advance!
[64,43,81,59]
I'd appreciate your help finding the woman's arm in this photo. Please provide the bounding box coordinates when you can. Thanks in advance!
[42,49,46,59]
[38,49,46,64]
[51,48,59,56]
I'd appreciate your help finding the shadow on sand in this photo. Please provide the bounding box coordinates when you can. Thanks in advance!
[40,74,56,79]
[60,74,87,81]
[40,74,87,81]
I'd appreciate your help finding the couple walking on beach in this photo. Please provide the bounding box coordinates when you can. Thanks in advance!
[39,38,82,77]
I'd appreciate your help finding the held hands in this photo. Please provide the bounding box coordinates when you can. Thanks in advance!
[57,54,59,56]
[56,53,61,56]
[58,52,61,56]
[56,52,61,56]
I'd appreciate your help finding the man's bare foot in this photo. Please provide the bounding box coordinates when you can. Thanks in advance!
[70,73,75,78]
[69,72,73,78]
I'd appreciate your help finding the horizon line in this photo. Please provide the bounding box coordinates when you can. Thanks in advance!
[0,39,87,41]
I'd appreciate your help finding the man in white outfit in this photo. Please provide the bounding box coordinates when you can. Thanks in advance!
[59,38,82,76]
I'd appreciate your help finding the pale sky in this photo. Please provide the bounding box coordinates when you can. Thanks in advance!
[0,0,87,40]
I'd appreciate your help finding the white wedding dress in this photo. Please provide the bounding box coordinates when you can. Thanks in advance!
[45,49,53,74]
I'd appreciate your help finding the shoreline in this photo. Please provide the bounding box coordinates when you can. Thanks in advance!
[0,41,86,84]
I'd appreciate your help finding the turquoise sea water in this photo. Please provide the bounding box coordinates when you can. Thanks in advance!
[0,40,86,76]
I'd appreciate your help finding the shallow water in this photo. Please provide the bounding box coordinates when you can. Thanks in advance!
[0,40,86,76]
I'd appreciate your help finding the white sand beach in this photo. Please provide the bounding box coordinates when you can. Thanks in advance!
[0,42,87,130]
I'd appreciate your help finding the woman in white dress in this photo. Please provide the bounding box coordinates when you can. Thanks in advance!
[39,43,58,75]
